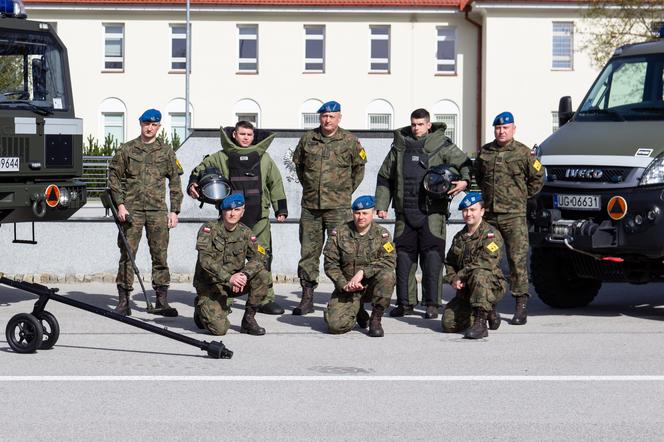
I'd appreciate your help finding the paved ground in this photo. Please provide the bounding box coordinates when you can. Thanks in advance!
[2,280,664,440]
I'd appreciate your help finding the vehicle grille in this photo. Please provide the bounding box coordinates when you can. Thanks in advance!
[546,166,631,183]
[0,136,29,162]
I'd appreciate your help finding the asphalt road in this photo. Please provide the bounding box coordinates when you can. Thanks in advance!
[1,280,664,440]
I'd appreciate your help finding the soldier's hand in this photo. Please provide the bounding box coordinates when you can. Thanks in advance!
[117,204,129,223]
[168,212,179,229]
[276,215,286,222]
[377,210,388,219]
[447,180,468,196]
[188,183,200,199]
[230,272,247,291]
[451,279,465,290]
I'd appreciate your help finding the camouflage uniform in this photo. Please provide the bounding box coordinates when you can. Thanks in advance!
[292,127,366,287]
[107,137,183,290]
[442,220,507,332]
[188,127,287,305]
[375,123,471,308]
[474,139,544,296]
[193,220,269,335]
[323,222,396,334]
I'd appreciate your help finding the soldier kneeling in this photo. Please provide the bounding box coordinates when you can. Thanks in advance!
[323,195,396,337]
[193,193,268,336]
[442,192,507,339]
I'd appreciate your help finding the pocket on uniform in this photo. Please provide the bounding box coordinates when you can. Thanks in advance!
[127,154,143,176]
[156,159,169,176]
[335,150,351,167]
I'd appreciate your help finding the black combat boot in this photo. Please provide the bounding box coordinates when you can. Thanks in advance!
[114,287,131,316]
[155,286,172,310]
[424,304,439,319]
[389,304,414,317]
[368,305,385,337]
[464,308,488,339]
[488,305,501,330]
[293,286,315,315]
[356,304,370,329]
[241,305,266,336]
[511,295,528,325]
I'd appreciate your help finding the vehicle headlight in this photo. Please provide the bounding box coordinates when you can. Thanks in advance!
[59,188,70,207]
[640,155,664,186]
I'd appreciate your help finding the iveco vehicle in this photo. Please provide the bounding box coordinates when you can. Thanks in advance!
[530,30,664,308]
[0,2,86,226]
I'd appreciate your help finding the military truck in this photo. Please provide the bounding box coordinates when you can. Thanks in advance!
[0,2,86,227]
[530,30,664,308]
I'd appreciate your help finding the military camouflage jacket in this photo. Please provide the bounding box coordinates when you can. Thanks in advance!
[375,122,471,214]
[107,137,183,213]
[292,127,366,209]
[444,220,506,284]
[474,139,544,215]
[193,221,266,290]
[323,221,396,292]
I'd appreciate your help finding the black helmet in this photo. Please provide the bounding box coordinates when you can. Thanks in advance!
[197,167,232,206]
[422,164,461,198]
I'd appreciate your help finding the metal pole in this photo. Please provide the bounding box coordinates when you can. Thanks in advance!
[185,0,191,136]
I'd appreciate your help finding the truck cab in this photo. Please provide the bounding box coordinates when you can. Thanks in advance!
[0,3,86,225]
[530,32,664,307]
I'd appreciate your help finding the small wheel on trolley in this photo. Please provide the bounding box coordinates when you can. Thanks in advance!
[35,310,60,350]
[5,313,44,354]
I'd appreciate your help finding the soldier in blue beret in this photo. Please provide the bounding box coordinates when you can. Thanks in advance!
[291,100,367,315]
[443,192,507,339]
[107,107,183,316]
[474,111,544,326]
[219,193,245,210]
[352,195,375,211]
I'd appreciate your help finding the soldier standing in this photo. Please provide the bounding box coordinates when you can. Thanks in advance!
[192,193,268,336]
[375,108,470,319]
[291,100,367,315]
[107,109,183,316]
[474,112,545,325]
[188,121,288,315]
[442,192,507,339]
[323,196,396,337]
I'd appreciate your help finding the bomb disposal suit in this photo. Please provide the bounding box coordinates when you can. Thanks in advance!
[530,34,664,308]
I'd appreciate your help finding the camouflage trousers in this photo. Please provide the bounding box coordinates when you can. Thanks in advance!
[298,207,351,288]
[485,212,530,296]
[442,269,507,333]
[251,217,276,305]
[116,210,170,291]
[195,269,269,336]
[324,269,395,334]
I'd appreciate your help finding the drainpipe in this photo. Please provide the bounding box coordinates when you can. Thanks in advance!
[464,2,484,154]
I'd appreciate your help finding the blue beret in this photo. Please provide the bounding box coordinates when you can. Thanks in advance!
[139,109,162,123]
[220,193,245,210]
[492,111,514,126]
[317,101,341,113]
[352,195,376,211]
[458,192,483,210]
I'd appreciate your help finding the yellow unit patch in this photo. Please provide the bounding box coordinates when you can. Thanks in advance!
[359,148,367,160]
[533,159,542,172]
[486,242,499,253]
[383,242,395,253]
[175,159,184,175]
[257,245,266,255]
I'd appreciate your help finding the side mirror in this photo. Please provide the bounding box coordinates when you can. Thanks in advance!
[32,58,47,101]
[558,96,573,127]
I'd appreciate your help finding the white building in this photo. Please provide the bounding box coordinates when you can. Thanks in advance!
[24,0,600,150]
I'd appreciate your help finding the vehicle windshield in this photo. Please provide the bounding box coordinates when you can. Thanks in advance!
[577,53,664,121]
[0,27,67,113]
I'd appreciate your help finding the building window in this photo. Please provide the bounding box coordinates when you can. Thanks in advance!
[304,25,325,72]
[552,111,559,133]
[436,27,456,74]
[169,112,186,141]
[103,112,124,144]
[552,22,574,70]
[302,113,319,129]
[368,114,391,130]
[435,114,457,144]
[370,25,390,73]
[238,24,258,73]
[170,24,187,71]
[103,23,124,70]
[236,113,258,124]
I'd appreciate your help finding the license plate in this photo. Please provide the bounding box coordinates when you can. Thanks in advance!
[0,157,19,172]
[554,194,601,210]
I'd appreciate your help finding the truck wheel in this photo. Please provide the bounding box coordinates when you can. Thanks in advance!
[531,247,602,308]
[5,313,44,354]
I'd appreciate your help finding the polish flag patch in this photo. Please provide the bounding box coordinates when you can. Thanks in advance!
[203,227,211,233]
[251,236,257,242]
[487,233,495,239]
